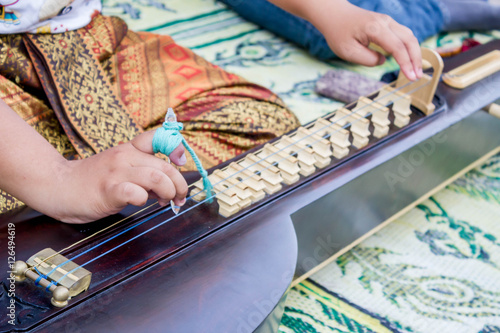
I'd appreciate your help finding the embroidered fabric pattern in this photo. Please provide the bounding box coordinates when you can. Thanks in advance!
[0,14,299,213]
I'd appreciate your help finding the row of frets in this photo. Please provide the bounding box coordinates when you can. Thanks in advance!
[190,86,413,217]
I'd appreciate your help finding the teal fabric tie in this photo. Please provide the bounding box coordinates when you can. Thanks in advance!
[152,108,213,203]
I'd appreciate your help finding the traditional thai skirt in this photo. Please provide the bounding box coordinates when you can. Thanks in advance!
[0,14,299,213]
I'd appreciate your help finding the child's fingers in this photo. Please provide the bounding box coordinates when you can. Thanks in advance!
[111,182,149,208]
[128,155,188,201]
[127,166,179,202]
[339,41,385,68]
[130,131,155,154]
[390,22,422,79]
[370,28,416,81]
[169,145,186,166]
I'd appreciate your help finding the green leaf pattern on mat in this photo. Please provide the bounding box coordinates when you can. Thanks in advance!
[447,153,500,205]
[281,153,500,333]
[416,197,499,264]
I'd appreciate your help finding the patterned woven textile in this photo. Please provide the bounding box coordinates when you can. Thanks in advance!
[279,152,500,333]
[0,13,298,213]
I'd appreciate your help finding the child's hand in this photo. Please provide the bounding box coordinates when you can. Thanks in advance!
[311,1,422,80]
[52,131,188,223]
[269,0,422,81]
[1,102,188,224]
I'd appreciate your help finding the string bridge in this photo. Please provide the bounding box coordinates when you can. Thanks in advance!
[13,248,91,307]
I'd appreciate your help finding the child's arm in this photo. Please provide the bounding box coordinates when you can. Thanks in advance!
[269,0,422,81]
[0,100,188,223]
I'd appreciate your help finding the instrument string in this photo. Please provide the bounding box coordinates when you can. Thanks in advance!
[45,78,433,286]
[31,203,158,271]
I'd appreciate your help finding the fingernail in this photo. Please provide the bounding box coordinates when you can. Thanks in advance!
[408,69,416,81]
[178,153,187,166]
[418,67,423,77]
[178,198,186,206]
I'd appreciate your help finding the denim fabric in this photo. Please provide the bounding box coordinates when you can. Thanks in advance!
[218,0,445,60]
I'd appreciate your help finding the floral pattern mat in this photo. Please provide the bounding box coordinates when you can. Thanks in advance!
[102,2,500,332]
[279,152,500,333]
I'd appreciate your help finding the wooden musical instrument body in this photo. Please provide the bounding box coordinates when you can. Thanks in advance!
[1,41,500,332]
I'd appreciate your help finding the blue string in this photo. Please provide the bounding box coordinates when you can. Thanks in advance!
[32,262,59,291]
[34,266,47,287]
[152,113,213,202]
[34,276,42,286]
[46,281,55,292]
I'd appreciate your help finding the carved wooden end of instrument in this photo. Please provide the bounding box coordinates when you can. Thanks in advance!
[190,48,444,218]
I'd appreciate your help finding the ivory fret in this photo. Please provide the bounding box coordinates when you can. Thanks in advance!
[217,201,240,218]
[208,173,239,199]
[207,173,248,217]
[290,127,332,168]
[190,180,207,202]
[330,108,352,126]
[225,162,266,202]
[213,170,253,204]
[357,97,390,138]
[238,154,283,194]
[257,144,301,185]
[310,118,351,159]
[376,86,412,128]
[330,106,371,149]
[349,113,371,149]
[351,97,374,118]
[329,125,351,159]
[275,136,316,177]
[309,118,335,138]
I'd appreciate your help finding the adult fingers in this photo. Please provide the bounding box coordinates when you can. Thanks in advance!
[157,162,188,205]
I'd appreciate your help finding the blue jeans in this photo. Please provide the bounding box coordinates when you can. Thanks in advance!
[218,0,445,60]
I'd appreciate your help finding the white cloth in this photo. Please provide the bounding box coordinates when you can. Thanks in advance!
[0,0,101,34]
